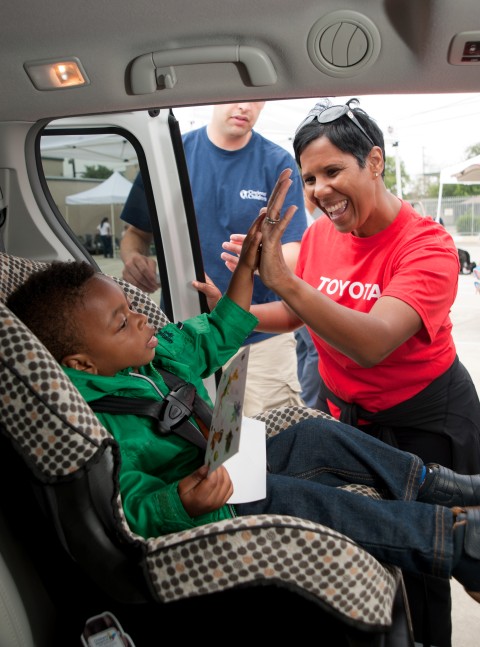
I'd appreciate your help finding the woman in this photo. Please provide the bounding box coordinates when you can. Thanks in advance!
[98,216,113,258]
[203,98,480,647]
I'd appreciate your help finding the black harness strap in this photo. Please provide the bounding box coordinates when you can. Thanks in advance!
[90,367,212,451]
[157,367,213,439]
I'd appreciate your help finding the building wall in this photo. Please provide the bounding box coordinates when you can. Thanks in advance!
[45,176,126,247]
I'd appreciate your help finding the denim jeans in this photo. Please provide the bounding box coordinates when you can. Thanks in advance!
[237,418,454,580]
[294,325,321,408]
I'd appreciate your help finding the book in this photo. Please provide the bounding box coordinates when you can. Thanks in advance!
[205,346,267,503]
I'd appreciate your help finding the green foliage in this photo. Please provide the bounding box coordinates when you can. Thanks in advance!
[82,165,113,179]
[441,183,480,197]
[425,181,440,198]
[384,155,410,194]
[464,143,480,159]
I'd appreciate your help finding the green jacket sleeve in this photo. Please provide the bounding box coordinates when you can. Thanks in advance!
[153,295,258,392]
[118,458,233,538]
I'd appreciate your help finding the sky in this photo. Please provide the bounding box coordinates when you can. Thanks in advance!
[174,93,480,182]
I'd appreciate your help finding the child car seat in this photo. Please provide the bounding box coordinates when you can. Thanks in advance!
[0,252,413,646]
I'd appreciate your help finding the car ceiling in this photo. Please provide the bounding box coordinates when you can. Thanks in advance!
[1,0,480,123]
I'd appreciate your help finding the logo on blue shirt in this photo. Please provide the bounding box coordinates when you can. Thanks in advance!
[239,189,267,201]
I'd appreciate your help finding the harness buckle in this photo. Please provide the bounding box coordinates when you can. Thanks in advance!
[157,382,196,434]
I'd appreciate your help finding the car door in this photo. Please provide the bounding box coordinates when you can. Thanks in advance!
[39,109,207,319]
[37,108,215,396]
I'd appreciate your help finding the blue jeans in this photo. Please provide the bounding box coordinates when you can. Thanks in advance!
[101,235,113,257]
[295,326,321,408]
[237,418,454,579]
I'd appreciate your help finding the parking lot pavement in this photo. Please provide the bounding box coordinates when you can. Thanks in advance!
[448,237,480,647]
[451,270,480,389]
[450,237,480,391]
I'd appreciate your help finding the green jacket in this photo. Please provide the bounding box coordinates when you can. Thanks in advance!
[63,295,258,539]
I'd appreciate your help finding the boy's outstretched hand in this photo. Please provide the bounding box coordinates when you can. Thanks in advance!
[178,464,233,517]
[192,191,264,312]
[220,167,297,274]
[193,168,296,313]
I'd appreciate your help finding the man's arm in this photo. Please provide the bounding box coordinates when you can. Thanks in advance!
[119,225,159,293]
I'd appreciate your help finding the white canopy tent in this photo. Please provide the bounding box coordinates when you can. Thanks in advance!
[436,154,480,221]
[66,171,133,254]
[41,133,138,166]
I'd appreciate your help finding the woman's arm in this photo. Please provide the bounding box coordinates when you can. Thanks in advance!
[256,205,423,367]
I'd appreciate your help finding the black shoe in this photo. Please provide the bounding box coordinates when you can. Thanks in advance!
[418,464,480,507]
[451,506,480,604]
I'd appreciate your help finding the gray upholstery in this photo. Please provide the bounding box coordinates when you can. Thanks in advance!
[0,550,34,647]
[0,252,403,635]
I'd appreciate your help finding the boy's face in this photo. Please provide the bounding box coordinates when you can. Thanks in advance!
[66,274,158,376]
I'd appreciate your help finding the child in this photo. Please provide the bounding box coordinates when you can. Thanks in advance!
[6,172,480,604]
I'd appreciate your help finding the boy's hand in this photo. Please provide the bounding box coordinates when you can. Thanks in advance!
[192,273,222,311]
[221,167,295,274]
[178,464,233,517]
[194,169,295,313]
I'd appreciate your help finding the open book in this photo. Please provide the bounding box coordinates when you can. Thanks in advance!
[204,346,267,503]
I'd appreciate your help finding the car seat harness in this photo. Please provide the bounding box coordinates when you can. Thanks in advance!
[90,367,211,451]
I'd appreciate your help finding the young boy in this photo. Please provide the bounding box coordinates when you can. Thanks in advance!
[6,172,480,604]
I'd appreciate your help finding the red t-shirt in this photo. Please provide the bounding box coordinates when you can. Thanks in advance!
[295,201,459,413]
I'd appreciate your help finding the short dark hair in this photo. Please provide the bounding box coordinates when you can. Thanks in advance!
[6,260,96,362]
[293,98,385,175]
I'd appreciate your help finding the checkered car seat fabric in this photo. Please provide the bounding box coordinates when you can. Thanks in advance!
[0,252,403,635]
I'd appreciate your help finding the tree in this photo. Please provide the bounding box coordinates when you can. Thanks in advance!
[422,143,480,198]
[82,165,113,179]
[439,142,480,196]
[465,143,480,159]
[384,155,410,195]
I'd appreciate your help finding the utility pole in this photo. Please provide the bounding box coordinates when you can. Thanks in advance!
[392,141,402,199]
[422,147,426,197]
[387,126,402,199]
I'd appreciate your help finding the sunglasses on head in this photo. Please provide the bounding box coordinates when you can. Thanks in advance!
[295,103,375,147]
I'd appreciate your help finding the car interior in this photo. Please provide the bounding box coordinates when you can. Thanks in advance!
[1,1,480,645]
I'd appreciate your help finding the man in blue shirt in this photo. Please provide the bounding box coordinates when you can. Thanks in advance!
[120,102,308,416]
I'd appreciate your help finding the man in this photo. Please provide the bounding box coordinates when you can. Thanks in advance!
[120,102,308,416]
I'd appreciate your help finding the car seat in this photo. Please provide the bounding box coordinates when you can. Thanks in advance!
[0,252,414,646]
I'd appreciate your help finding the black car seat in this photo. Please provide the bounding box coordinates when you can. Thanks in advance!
[0,252,414,646]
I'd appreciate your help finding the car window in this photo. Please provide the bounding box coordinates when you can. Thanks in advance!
[39,128,160,292]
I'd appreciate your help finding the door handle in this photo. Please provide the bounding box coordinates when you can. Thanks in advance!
[129,45,277,94]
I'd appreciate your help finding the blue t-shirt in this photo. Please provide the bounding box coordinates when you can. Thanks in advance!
[121,126,307,344]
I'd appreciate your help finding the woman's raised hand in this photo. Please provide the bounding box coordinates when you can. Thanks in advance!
[220,168,297,280]
[257,168,298,288]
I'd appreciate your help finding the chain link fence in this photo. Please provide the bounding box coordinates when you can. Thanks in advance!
[415,196,480,235]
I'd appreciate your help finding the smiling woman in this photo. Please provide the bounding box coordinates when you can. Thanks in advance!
[3,2,480,644]
[220,96,480,647]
